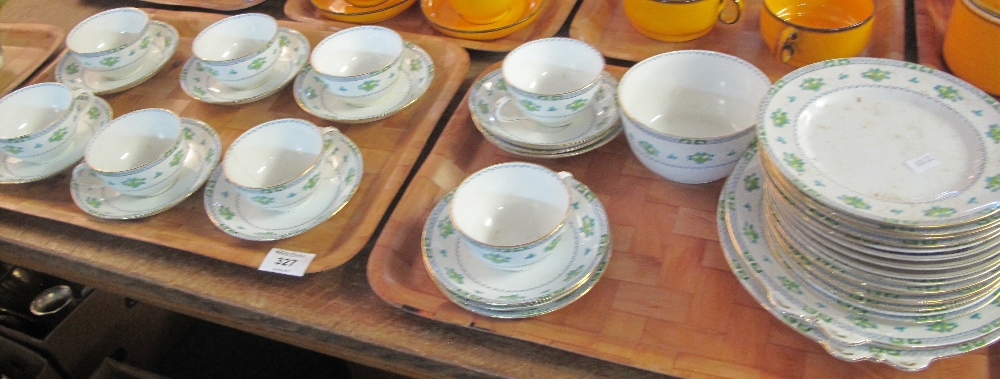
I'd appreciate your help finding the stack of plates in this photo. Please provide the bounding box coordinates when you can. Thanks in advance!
[719,58,1000,370]
[467,69,622,158]
[421,176,612,318]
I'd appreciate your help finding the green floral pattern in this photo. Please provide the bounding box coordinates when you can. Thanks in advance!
[800,77,825,91]
[934,85,963,102]
[121,177,146,188]
[639,141,658,156]
[247,57,267,70]
[359,80,380,92]
[688,152,714,164]
[519,100,541,112]
[861,68,891,82]
[771,109,789,127]
[839,195,872,210]
[99,56,119,67]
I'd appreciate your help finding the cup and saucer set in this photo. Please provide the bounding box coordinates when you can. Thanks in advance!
[179,13,310,106]
[469,38,621,158]
[69,108,222,220]
[423,162,611,318]
[0,83,111,184]
[55,8,179,95]
[203,119,363,241]
[293,26,435,123]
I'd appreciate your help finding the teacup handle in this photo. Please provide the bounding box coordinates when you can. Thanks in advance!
[776,27,799,63]
[493,96,530,123]
[557,171,573,181]
[319,126,342,158]
[70,90,95,123]
[717,0,742,24]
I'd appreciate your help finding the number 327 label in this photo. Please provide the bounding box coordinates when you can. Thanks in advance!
[258,248,317,277]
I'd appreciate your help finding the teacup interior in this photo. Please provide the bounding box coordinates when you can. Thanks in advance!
[451,164,569,246]
[0,84,72,138]
[86,109,180,172]
[68,8,148,54]
[194,14,277,62]
[224,120,322,189]
[619,51,771,138]
[502,38,604,95]
[311,26,402,77]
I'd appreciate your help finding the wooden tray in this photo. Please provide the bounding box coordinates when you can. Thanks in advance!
[0,9,468,273]
[138,0,269,11]
[283,0,576,51]
[569,0,905,80]
[0,23,64,98]
[367,63,992,377]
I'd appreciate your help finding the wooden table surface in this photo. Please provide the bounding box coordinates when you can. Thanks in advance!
[1,0,998,378]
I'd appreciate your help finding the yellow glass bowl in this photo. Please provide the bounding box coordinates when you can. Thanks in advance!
[421,0,544,41]
[311,0,417,24]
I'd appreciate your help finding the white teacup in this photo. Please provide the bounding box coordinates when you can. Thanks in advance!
[497,38,605,127]
[618,50,771,184]
[449,162,573,271]
[192,13,281,91]
[223,118,340,211]
[310,26,404,108]
[84,109,190,197]
[0,83,93,164]
[67,8,153,80]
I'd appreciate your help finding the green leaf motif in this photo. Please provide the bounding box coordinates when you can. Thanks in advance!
[987,124,1000,144]
[861,68,891,82]
[934,85,963,102]
[251,196,275,205]
[639,141,658,156]
[169,149,184,166]
[358,80,380,92]
[783,152,806,172]
[99,56,120,67]
[438,216,455,239]
[85,197,102,209]
[345,168,356,184]
[688,152,714,164]
[743,222,759,243]
[279,35,290,47]
[543,234,563,252]
[87,106,100,120]
[183,127,194,140]
[477,100,489,115]
[495,78,507,91]
[744,173,761,192]
[304,87,317,100]
[927,321,959,333]
[579,216,595,237]
[987,174,1000,192]
[302,174,321,191]
[66,63,80,75]
[519,100,541,112]
[778,276,803,295]
[409,58,422,72]
[839,195,872,210]
[771,109,789,127]
[848,315,879,329]
[121,177,146,188]
[800,77,825,91]
[446,268,464,284]
[3,146,23,154]
[247,57,267,70]
[139,36,150,49]
[48,127,68,142]
[564,265,585,281]
[482,253,511,264]
[924,206,957,218]
[565,99,588,111]
[219,205,235,220]
[192,86,207,96]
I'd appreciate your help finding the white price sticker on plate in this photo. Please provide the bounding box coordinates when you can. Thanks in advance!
[258,248,316,277]
[905,153,942,174]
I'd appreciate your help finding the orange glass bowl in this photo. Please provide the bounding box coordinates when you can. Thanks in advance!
[623,0,743,42]
[421,0,544,41]
[943,0,1000,95]
[311,0,416,23]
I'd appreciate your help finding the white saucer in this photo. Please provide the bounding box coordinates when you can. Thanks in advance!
[469,69,620,150]
[422,176,611,310]
[293,42,434,124]
[180,28,310,105]
[203,129,363,241]
[0,97,112,184]
[55,21,178,95]
[70,118,221,219]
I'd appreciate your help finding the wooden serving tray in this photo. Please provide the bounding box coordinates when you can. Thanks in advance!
[138,0,269,11]
[569,0,905,80]
[0,9,469,273]
[283,0,576,51]
[0,23,64,98]
[367,63,991,377]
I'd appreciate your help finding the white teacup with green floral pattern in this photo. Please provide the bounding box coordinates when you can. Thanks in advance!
[0,83,93,164]
[192,13,281,91]
[310,26,403,108]
[497,38,605,128]
[449,162,574,271]
[84,109,190,197]
[67,7,153,80]
[618,50,771,184]
[223,118,339,211]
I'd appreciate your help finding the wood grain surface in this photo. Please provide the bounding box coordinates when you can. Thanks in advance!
[0,8,469,273]
[0,23,64,98]
[915,0,952,70]
[367,62,995,378]
[569,0,905,80]
[283,0,576,51]
[137,0,269,11]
